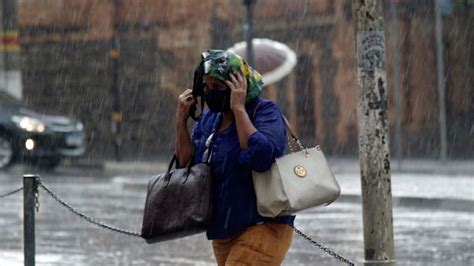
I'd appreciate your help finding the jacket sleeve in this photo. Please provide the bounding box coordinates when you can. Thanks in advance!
[239,101,287,172]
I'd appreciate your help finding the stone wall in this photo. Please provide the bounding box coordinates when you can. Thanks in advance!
[16,0,474,159]
[21,40,113,157]
[20,37,173,158]
[444,14,474,157]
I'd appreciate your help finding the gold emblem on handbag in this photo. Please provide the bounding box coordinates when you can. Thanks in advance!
[252,116,341,217]
[293,165,307,177]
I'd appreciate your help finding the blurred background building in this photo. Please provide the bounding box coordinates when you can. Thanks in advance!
[13,0,473,159]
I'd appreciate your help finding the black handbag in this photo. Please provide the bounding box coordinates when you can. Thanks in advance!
[141,155,212,243]
[141,131,216,244]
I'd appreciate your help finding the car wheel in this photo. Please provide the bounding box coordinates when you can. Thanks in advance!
[0,134,14,169]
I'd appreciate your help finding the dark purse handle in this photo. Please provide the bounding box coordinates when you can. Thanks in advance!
[167,115,219,184]
[163,154,178,185]
[163,154,197,186]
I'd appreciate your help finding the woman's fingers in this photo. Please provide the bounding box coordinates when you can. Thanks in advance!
[177,89,195,121]
[180,89,192,97]
[225,79,236,91]
[179,89,192,100]
[178,89,195,107]
[236,72,244,83]
[228,72,246,91]
[229,72,238,84]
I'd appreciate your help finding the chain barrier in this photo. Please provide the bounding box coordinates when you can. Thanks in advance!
[3,178,353,264]
[36,177,142,238]
[33,179,40,212]
[292,226,355,266]
[0,187,23,199]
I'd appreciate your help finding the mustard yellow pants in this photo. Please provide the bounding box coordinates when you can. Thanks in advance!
[211,223,294,266]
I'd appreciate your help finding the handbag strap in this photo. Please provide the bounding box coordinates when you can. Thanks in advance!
[171,112,222,181]
[164,155,177,183]
[250,101,305,152]
[201,113,222,164]
[281,115,306,152]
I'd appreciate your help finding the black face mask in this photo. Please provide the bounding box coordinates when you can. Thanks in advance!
[203,88,231,113]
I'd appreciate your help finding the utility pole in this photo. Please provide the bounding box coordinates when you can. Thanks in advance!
[351,1,395,265]
[243,0,255,67]
[435,0,448,161]
[110,0,122,160]
[0,0,22,99]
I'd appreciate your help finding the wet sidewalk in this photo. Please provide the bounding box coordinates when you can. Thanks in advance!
[1,158,473,265]
[105,157,474,211]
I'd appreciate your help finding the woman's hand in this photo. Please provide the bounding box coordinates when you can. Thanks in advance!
[225,72,248,113]
[176,89,196,123]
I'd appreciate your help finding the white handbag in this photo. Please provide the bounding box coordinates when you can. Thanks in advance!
[252,116,341,217]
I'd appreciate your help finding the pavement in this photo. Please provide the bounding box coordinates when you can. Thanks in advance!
[2,157,472,265]
[67,157,474,212]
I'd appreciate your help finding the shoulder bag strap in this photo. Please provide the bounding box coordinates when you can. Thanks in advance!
[251,101,305,152]
[201,113,222,164]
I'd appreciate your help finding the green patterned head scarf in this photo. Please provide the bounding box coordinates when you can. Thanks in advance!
[201,49,263,102]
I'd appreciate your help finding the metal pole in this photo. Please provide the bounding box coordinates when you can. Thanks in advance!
[243,0,255,67]
[389,1,402,170]
[435,0,448,161]
[351,1,396,265]
[23,174,38,266]
[110,0,122,161]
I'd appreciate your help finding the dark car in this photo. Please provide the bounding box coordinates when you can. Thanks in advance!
[0,91,86,169]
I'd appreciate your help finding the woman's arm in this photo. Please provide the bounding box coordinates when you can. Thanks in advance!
[226,72,256,149]
[175,89,195,166]
[233,108,256,149]
[238,102,286,172]
[226,72,286,171]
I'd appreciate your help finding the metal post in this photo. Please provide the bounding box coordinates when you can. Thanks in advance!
[389,1,402,170]
[110,0,122,160]
[435,0,448,161]
[23,174,38,266]
[351,1,396,265]
[243,0,255,67]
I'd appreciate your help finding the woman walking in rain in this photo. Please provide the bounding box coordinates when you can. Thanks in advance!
[175,50,295,265]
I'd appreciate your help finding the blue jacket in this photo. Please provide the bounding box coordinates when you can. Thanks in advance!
[191,97,295,240]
